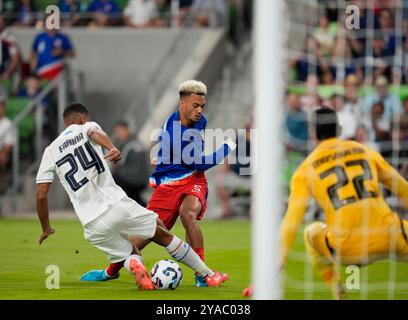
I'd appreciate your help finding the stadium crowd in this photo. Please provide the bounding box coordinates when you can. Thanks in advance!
[0,0,232,28]
[285,0,408,184]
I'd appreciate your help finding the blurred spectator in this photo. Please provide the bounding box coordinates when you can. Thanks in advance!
[377,8,396,56]
[59,0,81,27]
[363,75,402,125]
[355,124,369,144]
[285,91,309,153]
[393,37,408,84]
[363,33,392,84]
[30,28,75,81]
[322,0,338,23]
[289,35,324,82]
[330,93,359,140]
[17,75,46,103]
[321,69,334,85]
[111,121,149,206]
[370,101,393,159]
[123,0,169,28]
[344,73,364,126]
[0,96,15,193]
[13,0,38,27]
[300,74,321,112]
[396,98,408,146]
[395,98,408,177]
[189,0,226,28]
[330,36,362,81]
[0,14,23,94]
[87,0,119,27]
[0,39,21,94]
[177,0,194,26]
[355,124,380,151]
[18,75,37,95]
[313,15,335,57]
[344,74,360,103]
[0,14,17,44]
[215,125,251,219]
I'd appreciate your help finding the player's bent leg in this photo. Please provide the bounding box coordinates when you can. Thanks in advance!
[129,236,151,252]
[80,216,132,282]
[129,217,167,250]
[150,225,228,287]
[179,195,204,250]
[180,195,210,287]
[99,218,167,278]
[304,222,346,300]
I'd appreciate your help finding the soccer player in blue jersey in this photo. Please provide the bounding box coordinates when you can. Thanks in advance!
[144,80,236,287]
[82,80,236,286]
[144,80,237,286]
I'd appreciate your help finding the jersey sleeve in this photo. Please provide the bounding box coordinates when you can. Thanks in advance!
[280,163,311,263]
[82,121,102,137]
[31,34,40,52]
[36,148,55,184]
[370,147,408,209]
[181,128,234,172]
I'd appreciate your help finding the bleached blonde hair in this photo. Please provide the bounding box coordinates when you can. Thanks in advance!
[179,80,207,97]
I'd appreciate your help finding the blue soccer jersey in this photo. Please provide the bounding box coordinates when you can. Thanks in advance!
[32,31,74,77]
[149,111,234,187]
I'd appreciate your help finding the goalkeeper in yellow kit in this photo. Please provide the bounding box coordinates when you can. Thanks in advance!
[243,108,408,299]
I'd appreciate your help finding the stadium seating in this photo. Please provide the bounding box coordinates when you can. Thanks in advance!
[5,97,35,157]
[1,80,13,96]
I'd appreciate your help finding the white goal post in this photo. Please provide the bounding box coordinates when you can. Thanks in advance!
[252,0,286,300]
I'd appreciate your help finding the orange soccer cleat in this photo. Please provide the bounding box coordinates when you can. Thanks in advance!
[242,285,254,297]
[129,258,155,290]
[205,271,229,287]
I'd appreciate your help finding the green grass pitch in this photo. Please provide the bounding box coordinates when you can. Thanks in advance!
[0,218,407,299]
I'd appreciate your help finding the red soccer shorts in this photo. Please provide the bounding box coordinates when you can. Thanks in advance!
[147,172,208,230]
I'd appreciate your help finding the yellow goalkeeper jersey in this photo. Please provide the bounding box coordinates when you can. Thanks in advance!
[281,138,408,261]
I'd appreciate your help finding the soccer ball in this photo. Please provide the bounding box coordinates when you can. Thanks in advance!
[150,259,183,290]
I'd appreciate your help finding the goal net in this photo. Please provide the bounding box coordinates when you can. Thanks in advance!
[253,0,408,300]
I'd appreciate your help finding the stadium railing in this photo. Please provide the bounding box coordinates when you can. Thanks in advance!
[4,72,68,211]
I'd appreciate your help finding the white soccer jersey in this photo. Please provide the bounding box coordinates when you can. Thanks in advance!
[36,121,127,226]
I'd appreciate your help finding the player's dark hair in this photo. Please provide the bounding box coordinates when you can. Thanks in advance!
[116,120,129,128]
[312,108,339,140]
[63,103,88,119]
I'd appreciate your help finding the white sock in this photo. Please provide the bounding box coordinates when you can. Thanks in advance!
[123,254,143,274]
[166,235,214,277]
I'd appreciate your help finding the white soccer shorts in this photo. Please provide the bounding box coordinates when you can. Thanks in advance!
[83,197,158,263]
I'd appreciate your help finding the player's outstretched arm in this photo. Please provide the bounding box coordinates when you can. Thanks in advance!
[189,138,237,172]
[88,129,122,163]
[373,149,408,209]
[280,168,311,266]
[36,183,55,245]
